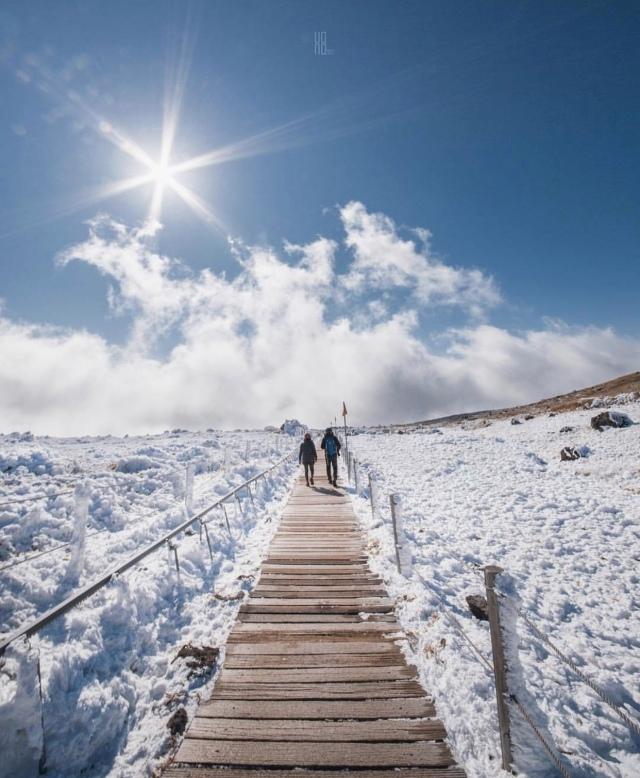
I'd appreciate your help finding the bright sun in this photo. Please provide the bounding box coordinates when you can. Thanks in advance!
[151,162,173,188]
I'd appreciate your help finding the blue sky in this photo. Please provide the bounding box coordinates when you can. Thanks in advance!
[1,1,639,433]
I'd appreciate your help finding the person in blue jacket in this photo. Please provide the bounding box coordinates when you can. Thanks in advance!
[320,427,341,486]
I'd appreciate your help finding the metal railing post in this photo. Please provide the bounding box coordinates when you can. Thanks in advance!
[201,520,213,559]
[247,484,256,511]
[353,457,359,494]
[167,541,180,575]
[235,493,244,517]
[484,565,513,773]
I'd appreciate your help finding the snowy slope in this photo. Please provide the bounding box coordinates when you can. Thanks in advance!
[0,429,297,778]
[347,401,640,778]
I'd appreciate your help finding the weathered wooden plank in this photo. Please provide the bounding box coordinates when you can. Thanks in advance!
[175,739,455,768]
[244,597,394,607]
[256,576,384,585]
[242,603,393,615]
[253,581,387,600]
[239,613,397,624]
[224,652,407,669]
[218,665,416,683]
[224,640,404,656]
[265,558,369,564]
[186,717,446,742]
[230,621,401,635]
[211,680,425,699]
[165,769,466,778]
[251,594,387,602]
[237,614,397,624]
[262,561,371,576]
[268,549,365,555]
[196,698,435,720]
[266,557,369,563]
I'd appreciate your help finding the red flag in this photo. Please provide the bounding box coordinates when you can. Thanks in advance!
[342,402,348,417]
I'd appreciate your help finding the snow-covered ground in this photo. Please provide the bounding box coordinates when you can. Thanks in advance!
[347,402,640,778]
[0,429,297,778]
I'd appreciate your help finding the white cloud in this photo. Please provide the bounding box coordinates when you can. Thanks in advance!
[1,203,638,435]
[340,201,501,316]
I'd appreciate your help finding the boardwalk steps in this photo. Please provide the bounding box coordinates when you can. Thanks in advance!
[165,469,464,777]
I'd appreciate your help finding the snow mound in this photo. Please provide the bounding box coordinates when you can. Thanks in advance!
[280,419,307,436]
[114,455,156,473]
[0,450,58,475]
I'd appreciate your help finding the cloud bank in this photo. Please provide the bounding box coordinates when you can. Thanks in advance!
[1,202,638,435]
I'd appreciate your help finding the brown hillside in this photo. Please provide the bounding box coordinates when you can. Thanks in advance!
[399,371,640,429]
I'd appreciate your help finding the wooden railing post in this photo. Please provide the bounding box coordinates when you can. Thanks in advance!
[484,565,513,773]
[389,494,403,574]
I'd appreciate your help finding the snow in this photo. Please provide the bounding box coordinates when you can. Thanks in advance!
[346,401,640,778]
[2,407,638,777]
[0,429,297,778]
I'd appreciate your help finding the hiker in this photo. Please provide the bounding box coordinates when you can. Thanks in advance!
[320,427,341,486]
[299,432,318,486]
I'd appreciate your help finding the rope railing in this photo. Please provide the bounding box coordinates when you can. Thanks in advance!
[510,694,573,778]
[0,489,74,509]
[514,602,640,739]
[0,449,296,657]
[347,452,638,778]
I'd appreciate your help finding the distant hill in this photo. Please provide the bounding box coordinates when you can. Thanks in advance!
[395,371,640,430]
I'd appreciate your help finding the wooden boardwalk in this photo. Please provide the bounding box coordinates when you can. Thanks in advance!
[166,468,464,778]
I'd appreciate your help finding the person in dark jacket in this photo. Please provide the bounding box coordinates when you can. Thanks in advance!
[320,427,341,486]
[299,432,318,486]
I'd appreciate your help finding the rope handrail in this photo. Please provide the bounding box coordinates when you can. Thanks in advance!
[516,606,640,738]
[0,450,295,657]
[357,460,640,777]
[511,694,573,778]
[413,570,494,672]
[0,528,108,572]
[0,489,74,510]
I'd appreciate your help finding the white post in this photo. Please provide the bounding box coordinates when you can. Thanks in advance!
[368,472,375,519]
[185,464,194,516]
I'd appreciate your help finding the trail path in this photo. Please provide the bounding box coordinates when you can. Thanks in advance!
[165,466,463,777]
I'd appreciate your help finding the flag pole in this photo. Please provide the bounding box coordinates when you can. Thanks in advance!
[342,401,349,459]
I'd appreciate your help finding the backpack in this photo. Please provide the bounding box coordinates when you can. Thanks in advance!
[325,436,337,457]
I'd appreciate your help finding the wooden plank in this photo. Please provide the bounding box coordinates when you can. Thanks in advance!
[265,558,369,564]
[242,603,393,615]
[196,698,435,720]
[165,768,466,778]
[237,614,397,624]
[230,621,400,634]
[224,640,404,656]
[266,557,368,562]
[218,665,417,683]
[256,576,384,585]
[211,680,425,699]
[253,587,387,597]
[243,598,394,607]
[260,565,371,574]
[186,717,447,742]
[175,739,455,768]
[224,652,407,669]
